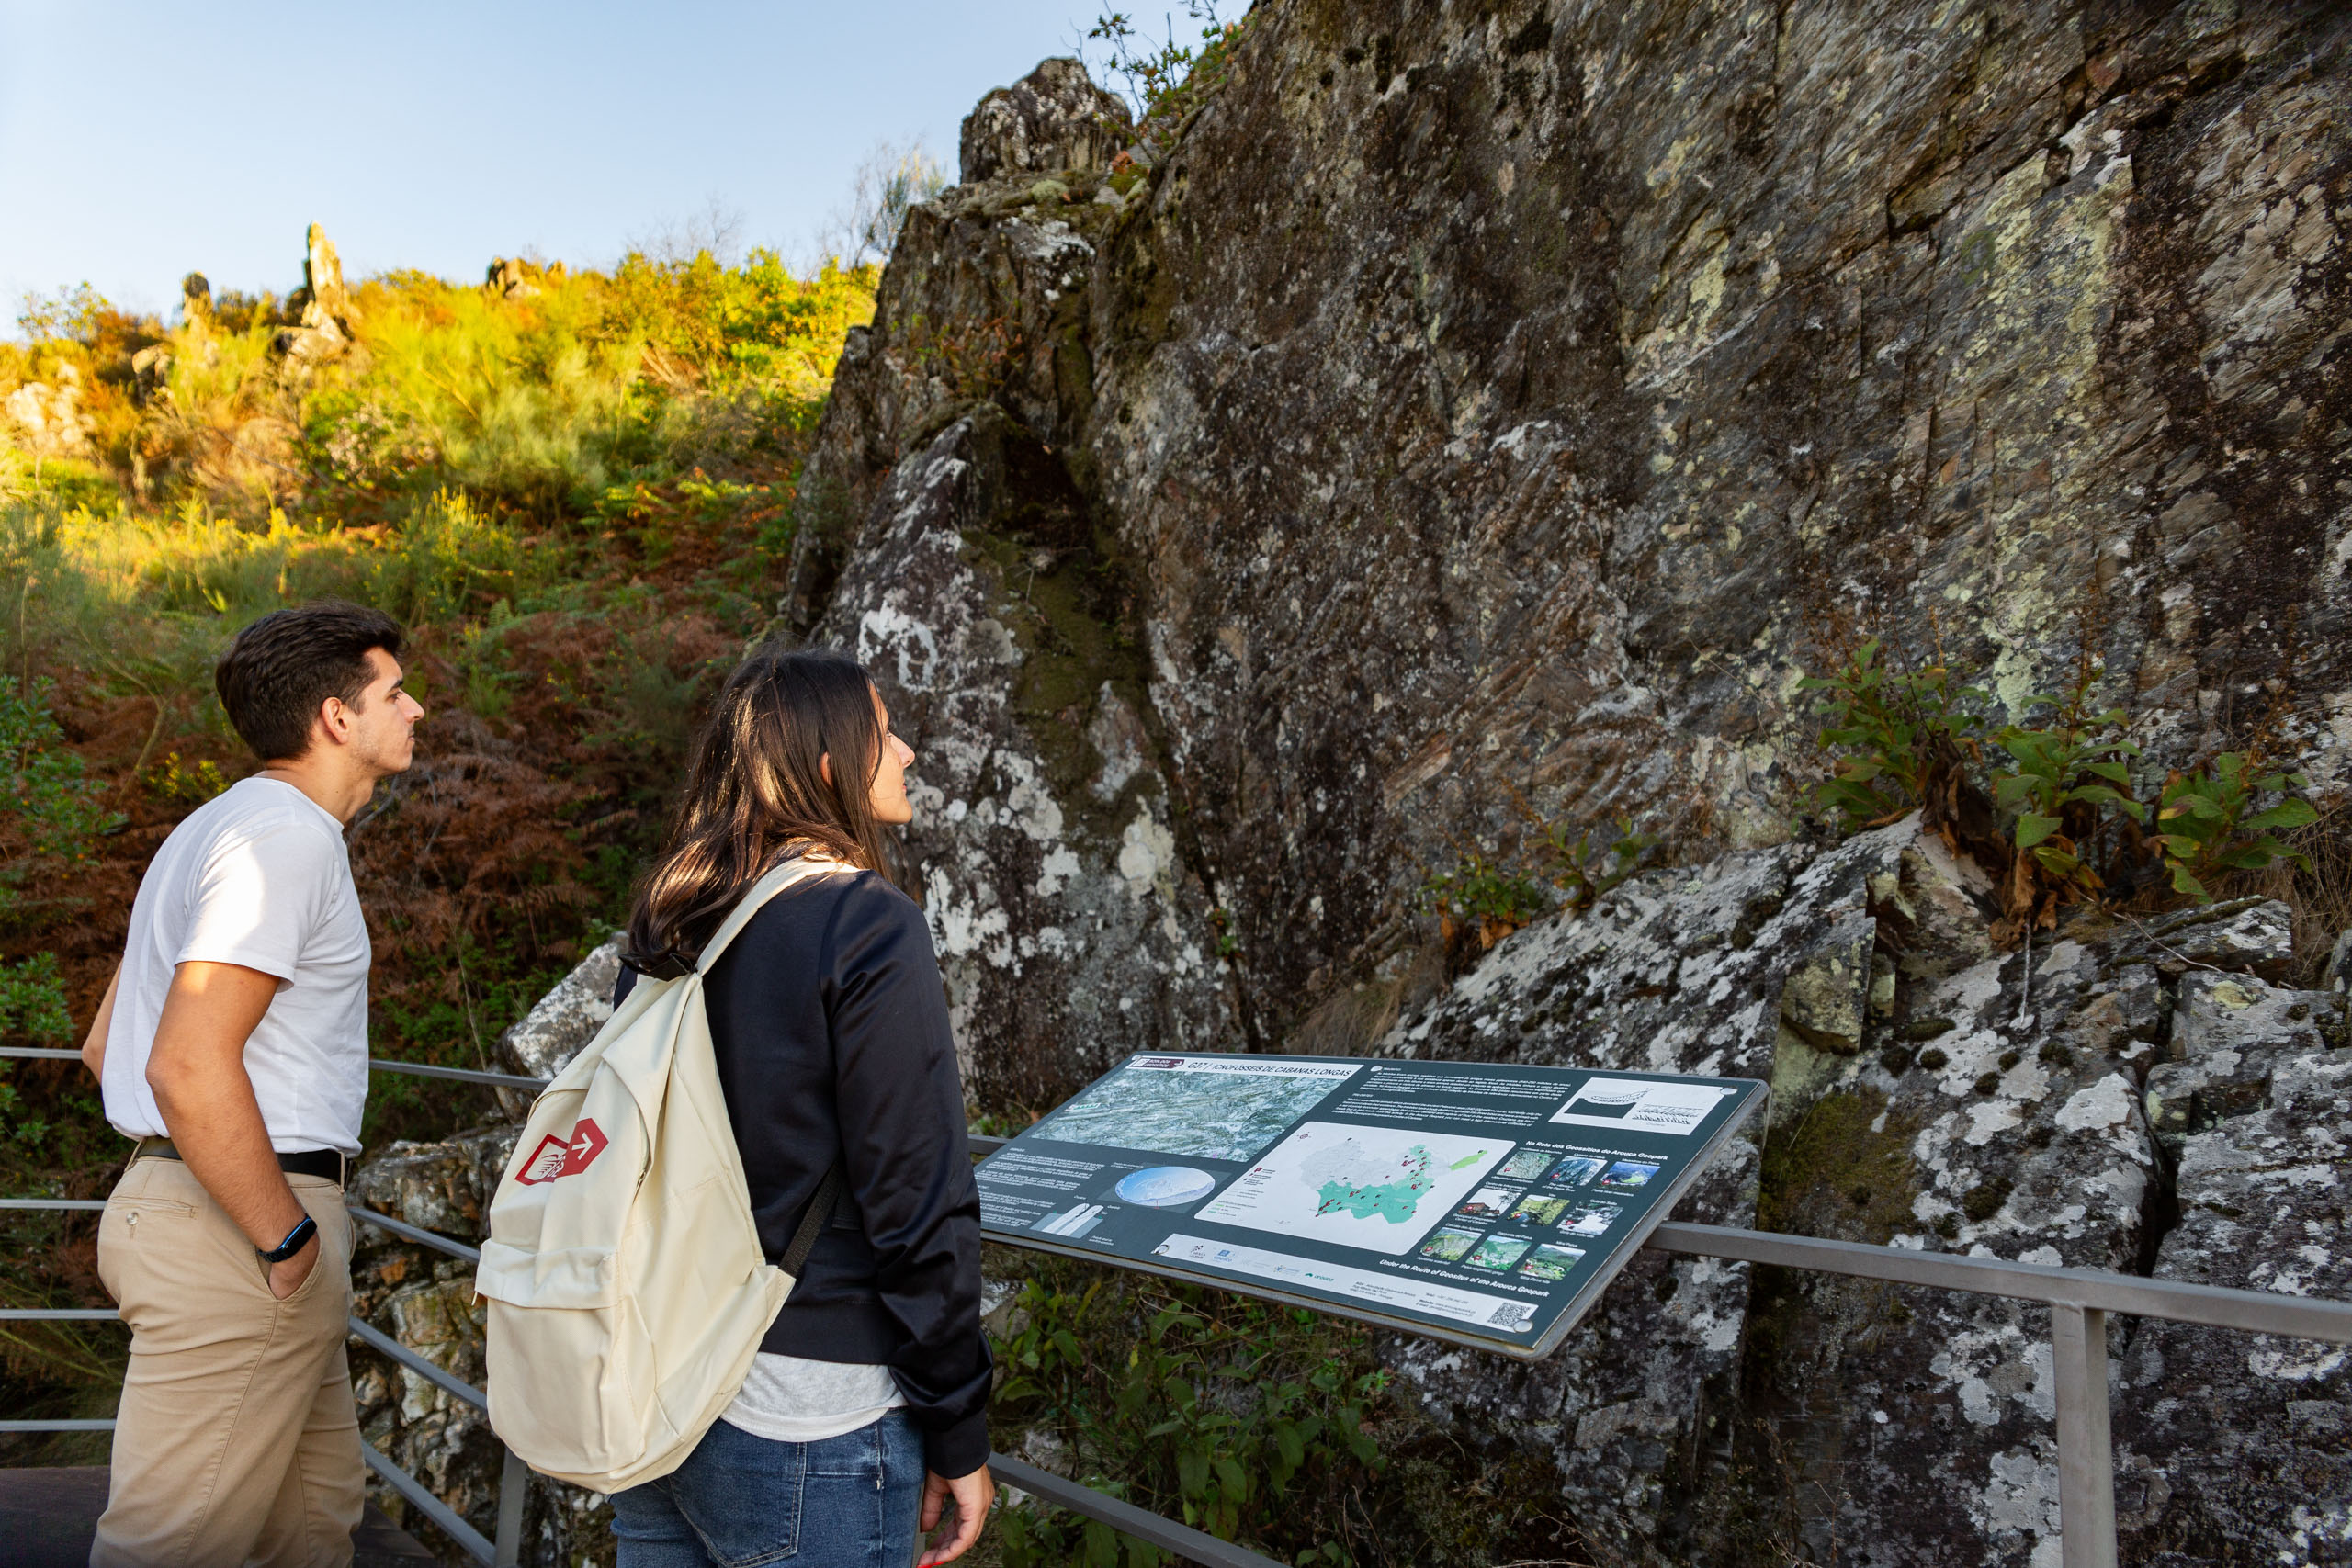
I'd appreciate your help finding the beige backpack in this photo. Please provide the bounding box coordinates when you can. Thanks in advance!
[475,856,848,1492]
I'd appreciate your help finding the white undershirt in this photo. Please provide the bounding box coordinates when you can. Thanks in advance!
[719,1354,906,1444]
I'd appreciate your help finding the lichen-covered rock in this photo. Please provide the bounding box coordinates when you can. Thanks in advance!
[2145,970,2346,1149]
[809,407,1232,1107]
[2116,1024,2352,1563]
[959,57,1132,185]
[493,933,622,1081]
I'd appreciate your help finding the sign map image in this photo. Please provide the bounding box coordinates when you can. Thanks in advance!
[1026,1055,1362,1163]
[1196,1122,1507,1256]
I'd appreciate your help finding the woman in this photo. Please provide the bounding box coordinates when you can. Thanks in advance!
[608,646,993,1568]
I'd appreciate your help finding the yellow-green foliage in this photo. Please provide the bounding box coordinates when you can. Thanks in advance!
[3,249,879,520]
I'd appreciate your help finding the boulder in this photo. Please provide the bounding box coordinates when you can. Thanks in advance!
[1369,823,1911,1562]
[493,933,622,1081]
[2,366,92,457]
[959,58,1132,185]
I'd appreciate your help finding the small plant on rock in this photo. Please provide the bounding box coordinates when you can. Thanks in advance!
[1797,636,1986,830]
[1988,669,2144,913]
[1533,812,1660,915]
[2151,752,2316,902]
[1417,853,1555,951]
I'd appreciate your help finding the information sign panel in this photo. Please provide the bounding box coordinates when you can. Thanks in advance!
[977,1054,1766,1359]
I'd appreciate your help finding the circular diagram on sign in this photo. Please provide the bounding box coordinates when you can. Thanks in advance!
[1114,1166,1217,1208]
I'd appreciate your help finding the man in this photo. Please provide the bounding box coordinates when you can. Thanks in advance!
[79,601,423,1568]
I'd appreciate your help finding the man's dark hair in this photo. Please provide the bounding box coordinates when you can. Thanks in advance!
[215,601,405,762]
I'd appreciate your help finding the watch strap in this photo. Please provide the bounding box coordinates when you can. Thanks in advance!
[259,1213,318,1264]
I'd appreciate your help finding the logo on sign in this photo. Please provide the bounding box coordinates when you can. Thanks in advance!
[515,1119,609,1184]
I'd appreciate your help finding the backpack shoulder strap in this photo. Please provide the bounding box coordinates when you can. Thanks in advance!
[695,856,851,976]
[781,1164,843,1277]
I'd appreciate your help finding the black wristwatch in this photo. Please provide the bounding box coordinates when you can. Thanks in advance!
[259,1214,318,1265]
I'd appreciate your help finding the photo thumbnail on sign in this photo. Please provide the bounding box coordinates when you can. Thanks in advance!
[1509,1192,1572,1226]
[1455,1185,1520,1221]
[1597,1160,1661,1190]
[1560,1200,1622,1236]
[1545,1156,1607,1188]
[1518,1242,1588,1282]
[1466,1235,1532,1271]
[1419,1226,1483,1263]
[1497,1149,1555,1181]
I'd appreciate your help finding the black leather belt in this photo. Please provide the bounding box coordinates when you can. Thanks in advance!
[133,1136,350,1187]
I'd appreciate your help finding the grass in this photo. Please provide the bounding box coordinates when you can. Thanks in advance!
[0,240,876,1463]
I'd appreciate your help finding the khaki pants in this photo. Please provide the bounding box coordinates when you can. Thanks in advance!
[93,1156,363,1568]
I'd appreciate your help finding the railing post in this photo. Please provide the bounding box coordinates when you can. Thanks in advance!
[494,1443,526,1568]
[2051,1303,2118,1568]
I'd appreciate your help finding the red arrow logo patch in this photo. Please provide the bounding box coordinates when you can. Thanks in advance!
[515,1118,610,1185]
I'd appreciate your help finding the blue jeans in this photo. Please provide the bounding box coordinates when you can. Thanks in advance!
[611,1410,924,1568]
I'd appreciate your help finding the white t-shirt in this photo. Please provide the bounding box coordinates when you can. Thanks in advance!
[102,776,372,1156]
[720,1354,906,1444]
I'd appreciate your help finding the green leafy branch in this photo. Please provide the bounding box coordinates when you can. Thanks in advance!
[1796,637,1986,830]
[2153,753,2316,901]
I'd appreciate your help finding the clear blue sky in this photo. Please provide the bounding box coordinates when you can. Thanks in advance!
[0,0,1107,323]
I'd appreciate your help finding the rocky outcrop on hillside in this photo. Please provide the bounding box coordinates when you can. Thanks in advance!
[791,6,2352,1092]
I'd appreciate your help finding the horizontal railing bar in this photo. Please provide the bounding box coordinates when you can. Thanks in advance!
[0,1046,550,1092]
[0,1309,122,1321]
[348,1317,490,1412]
[970,1133,1009,1155]
[1647,1223,2352,1343]
[988,1452,1286,1568]
[0,1419,116,1431]
[369,1059,548,1091]
[350,1204,482,1264]
[364,1439,495,1566]
[0,1198,107,1211]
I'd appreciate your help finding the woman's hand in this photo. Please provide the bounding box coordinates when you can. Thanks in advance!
[917,1464,994,1566]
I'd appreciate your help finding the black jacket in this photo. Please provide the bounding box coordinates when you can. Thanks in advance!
[615,867,991,1476]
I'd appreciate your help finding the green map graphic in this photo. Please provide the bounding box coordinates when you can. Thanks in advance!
[1305,1139,1487,1224]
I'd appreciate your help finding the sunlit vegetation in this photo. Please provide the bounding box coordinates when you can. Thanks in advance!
[0,243,877,1453]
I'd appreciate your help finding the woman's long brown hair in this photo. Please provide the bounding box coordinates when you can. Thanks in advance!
[624,646,893,974]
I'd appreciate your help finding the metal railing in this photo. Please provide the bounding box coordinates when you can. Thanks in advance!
[12,1048,2350,1568]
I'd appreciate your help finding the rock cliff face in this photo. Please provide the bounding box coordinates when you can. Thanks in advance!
[372,6,2352,1563]
[760,7,2352,1562]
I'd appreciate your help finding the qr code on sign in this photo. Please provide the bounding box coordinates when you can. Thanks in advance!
[1487,1302,1535,1331]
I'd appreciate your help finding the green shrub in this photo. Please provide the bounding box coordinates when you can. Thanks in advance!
[363,489,550,626]
[1988,674,2143,899]
[2154,753,2316,901]
[991,1259,1389,1567]
[1800,640,2318,915]
[0,676,123,919]
[0,953,72,1045]
[1797,637,1986,830]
